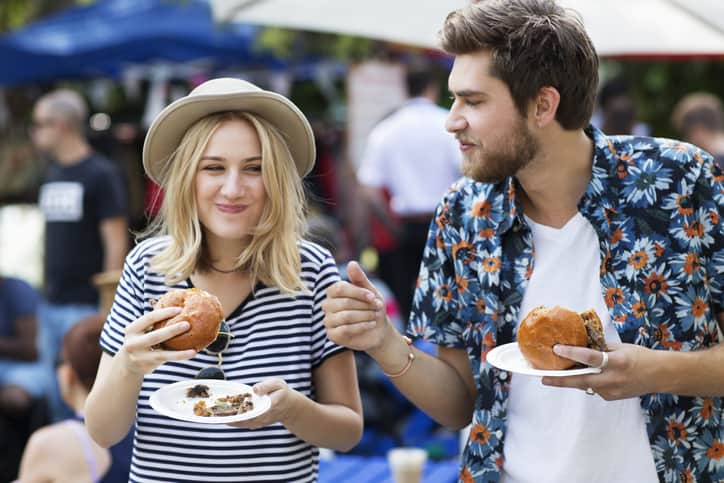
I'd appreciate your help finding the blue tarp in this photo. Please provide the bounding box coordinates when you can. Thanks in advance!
[0,0,281,86]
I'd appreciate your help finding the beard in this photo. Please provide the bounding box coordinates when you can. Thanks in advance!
[460,117,539,183]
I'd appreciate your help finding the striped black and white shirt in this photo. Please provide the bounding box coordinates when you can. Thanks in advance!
[100,237,346,482]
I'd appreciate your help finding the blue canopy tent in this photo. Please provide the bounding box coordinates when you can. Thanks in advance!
[0,0,283,86]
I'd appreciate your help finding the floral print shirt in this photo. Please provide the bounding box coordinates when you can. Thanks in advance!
[409,126,723,482]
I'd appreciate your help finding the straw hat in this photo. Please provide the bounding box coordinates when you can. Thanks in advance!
[142,77,316,184]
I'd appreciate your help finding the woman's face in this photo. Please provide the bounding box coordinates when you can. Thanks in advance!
[195,119,266,247]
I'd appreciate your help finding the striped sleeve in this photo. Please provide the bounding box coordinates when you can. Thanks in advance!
[303,242,346,368]
[99,238,159,355]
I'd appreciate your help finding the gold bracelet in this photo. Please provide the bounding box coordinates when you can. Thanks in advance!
[383,336,415,378]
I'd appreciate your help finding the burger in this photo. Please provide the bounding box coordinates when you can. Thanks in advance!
[153,288,225,351]
[517,306,608,370]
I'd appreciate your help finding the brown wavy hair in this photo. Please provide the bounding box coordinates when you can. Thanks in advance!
[439,0,599,130]
[62,315,104,391]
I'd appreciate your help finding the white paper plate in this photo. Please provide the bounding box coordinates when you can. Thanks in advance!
[485,342,602,377]
[149,379,271,424]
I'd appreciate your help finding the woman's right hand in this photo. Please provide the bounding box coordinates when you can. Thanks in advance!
[117,307,197,376]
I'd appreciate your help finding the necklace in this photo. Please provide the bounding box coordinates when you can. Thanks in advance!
[209,264,240,274]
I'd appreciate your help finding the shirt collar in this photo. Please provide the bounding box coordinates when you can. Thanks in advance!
[495,124,614,236]
[577,124,628,235]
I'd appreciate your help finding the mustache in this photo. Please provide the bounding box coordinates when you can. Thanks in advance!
[455,135,477,145]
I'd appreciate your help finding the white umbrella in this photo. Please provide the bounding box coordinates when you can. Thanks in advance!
[210,0,724,57]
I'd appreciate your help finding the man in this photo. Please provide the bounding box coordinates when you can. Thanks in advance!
[0,273,44,481]
[671,92,724,169]
[0,274,43,414]
[595,76,649,136]
[322,1,723,482]
[31,89,128,422]
[357,61,461,321]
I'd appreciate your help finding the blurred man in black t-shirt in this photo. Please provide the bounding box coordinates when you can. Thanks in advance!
[30,88,128,422]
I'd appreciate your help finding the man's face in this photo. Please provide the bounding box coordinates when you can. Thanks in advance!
[446,50,539,183]
[30,101,63,154]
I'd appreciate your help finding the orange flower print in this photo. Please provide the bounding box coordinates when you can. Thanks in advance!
[662,339,682,351]
[481,332,495,360]
[691,297,707,318]
[610,227,623,245]
[604,287,625,307]
[655,323,682,350]
[653,243,665,257]
[469,423,491,446]
[600,252,611,276]
[479,227,495,239]
[712,162,724,182]
[436,207,450,229]
[679,468,694,483]
[460,466,474,483]
[644,273,668,297]
[456,275,469,293]
[700,399,714,421]
[476,299,486,314]
[684,221,704,239]
[628,250,648,270]
[435,285,453,303]
[616,162,628,180]
[471,200,492,219]
[632,300,646,319]
[706,439,723,460]
[709,209,719,226]
[453,240,476,265]
[666,420,688,446]
[676,194,693,216]
[607,139,618,156]
[684,253,701,276]
[482,256,501,273]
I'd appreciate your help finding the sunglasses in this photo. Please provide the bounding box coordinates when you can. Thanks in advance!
[195,321,232,380]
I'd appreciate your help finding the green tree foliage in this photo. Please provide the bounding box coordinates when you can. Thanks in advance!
[256,27,380,62]
[0,0,80,33]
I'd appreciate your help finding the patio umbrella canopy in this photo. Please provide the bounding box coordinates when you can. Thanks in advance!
[211,0,724,58]
[0,0,280,86]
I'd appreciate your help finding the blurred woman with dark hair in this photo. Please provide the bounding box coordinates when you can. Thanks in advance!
[16,315,132,482]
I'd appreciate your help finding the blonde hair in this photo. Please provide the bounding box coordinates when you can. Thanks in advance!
[139,111,307,295]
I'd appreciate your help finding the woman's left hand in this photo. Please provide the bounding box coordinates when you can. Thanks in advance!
[227,378,299,429]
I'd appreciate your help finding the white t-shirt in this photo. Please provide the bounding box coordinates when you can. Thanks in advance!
[357,98,461,216]
[501,213,657,483]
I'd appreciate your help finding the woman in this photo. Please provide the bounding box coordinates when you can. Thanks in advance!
[17,315,132,482]
[85,78,363,482]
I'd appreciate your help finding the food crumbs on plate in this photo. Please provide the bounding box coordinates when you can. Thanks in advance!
[193,400,209,416]
[186,384,210,398]
[193,393,254,417]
